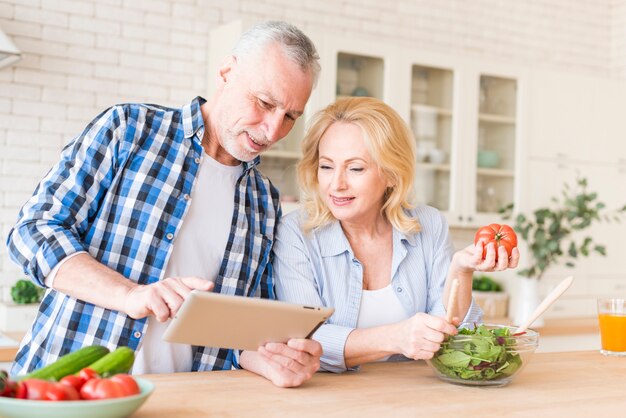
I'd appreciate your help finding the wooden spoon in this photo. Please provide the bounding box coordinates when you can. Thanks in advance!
[514,276,574,334]
[446,279,460,323]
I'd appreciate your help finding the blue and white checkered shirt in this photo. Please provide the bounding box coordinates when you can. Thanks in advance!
[6,96,280,375]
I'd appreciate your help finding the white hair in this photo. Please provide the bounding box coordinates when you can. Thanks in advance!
[232,21,320,86]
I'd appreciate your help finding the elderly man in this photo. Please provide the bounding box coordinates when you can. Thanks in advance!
[7,21,321,388]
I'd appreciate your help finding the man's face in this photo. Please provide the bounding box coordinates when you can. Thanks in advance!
[212,43,314,164]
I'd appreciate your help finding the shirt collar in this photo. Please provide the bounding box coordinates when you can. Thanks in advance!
[317,217,419,258]
[318,220,352,257]
[182,96,206,142]
[184,96,260,171]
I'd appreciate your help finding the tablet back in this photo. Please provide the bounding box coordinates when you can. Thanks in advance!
[162,291,334,351]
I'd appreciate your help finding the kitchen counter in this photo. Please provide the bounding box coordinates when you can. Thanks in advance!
[0,332,22,363]
[135,351,625,417]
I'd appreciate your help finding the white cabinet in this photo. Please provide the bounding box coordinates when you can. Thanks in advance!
[456,65,527,228]
[529,70,626,165]
[396,53,527,228]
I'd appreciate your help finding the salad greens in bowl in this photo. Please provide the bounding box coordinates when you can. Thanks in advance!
[426,323,539,387]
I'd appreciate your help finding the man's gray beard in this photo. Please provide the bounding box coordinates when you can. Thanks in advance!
[221,130,257,162]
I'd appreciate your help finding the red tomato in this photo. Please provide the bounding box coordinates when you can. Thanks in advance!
[78,367,99,381]
[15,381,27,399]
[80,376,138,400]
[45,383,80,401]
[474,223,518,261]
[22,379,80,401]
[23,379,54,401]
[60,375,87,392]
[110,374,140,396]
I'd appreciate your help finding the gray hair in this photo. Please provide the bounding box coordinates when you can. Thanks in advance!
[232,21,320,86]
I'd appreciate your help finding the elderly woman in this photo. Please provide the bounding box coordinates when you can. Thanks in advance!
[270,97,519,373]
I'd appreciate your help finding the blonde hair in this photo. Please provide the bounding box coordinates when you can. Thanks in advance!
[298,97,420,234]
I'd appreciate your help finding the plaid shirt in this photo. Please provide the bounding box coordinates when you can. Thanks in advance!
[6,96,280,375]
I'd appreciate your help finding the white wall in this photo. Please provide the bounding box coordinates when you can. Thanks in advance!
[611,0,626,75]
[0,0,624,290]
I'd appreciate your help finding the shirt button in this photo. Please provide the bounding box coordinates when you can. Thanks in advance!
[166,232,174,240]
[183,194,190,201]
[194,157,201,164]
[396,287,403,293]
[133,331,142,338]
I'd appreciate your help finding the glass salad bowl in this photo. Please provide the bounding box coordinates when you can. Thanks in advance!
[426,323,539,387]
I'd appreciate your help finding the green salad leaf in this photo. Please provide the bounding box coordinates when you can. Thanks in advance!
[430,324,522,381]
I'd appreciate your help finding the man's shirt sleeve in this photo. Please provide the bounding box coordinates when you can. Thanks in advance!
[6,106,127,286]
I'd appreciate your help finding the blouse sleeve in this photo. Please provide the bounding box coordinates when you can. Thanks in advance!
[273,214,355,372]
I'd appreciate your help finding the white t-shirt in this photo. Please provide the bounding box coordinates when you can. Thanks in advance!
[356,284,410,362]
[132,152,242,374]
[356,284,409,329]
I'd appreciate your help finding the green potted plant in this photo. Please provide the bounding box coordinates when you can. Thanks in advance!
[500,176,626,325]
[472,275,509,321]
[10,280,44,305]
[0,279,44,333]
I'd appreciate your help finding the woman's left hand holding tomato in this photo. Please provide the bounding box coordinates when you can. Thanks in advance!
[452,241,520,273]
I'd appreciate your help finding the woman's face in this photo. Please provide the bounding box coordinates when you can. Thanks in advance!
[317,122,389,224]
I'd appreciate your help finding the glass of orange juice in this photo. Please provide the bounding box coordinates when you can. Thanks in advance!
[597,298,626,356]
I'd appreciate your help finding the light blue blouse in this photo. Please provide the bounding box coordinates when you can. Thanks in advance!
[273,205,483,372]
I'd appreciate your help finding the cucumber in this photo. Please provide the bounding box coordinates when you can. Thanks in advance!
[21,345,110,381]
[85,346,135,377]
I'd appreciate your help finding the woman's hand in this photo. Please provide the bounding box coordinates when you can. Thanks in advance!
[452,242,520,274]
[242,339,322,388]
[391,313,458,360]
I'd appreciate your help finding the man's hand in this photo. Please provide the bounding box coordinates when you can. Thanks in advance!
[241,339,322,388]
[124,277,214,321]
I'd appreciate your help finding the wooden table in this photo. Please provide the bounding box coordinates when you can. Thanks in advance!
[135,351,625,417]
[0,332,23,363]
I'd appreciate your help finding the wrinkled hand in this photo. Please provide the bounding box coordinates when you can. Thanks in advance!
[124,277,214,321]
[453,242,520,274]
[257,339,322,388]
[394,313,458,360]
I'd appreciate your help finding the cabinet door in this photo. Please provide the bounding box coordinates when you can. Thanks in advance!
[318,35,401,110]
[528,70,599,162]
[594,78,626,164]
[409,64,456,214]
[466,65,528,228]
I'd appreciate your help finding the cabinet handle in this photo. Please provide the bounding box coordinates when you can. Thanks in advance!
[467,216,473,222]
[458,215,463,221]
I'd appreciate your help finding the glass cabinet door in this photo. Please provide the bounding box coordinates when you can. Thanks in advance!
[475,75,517,215]
[336,52,384,100]
[410,65,454,212]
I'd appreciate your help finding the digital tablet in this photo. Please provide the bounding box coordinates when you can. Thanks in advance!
[162,290,335,351]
